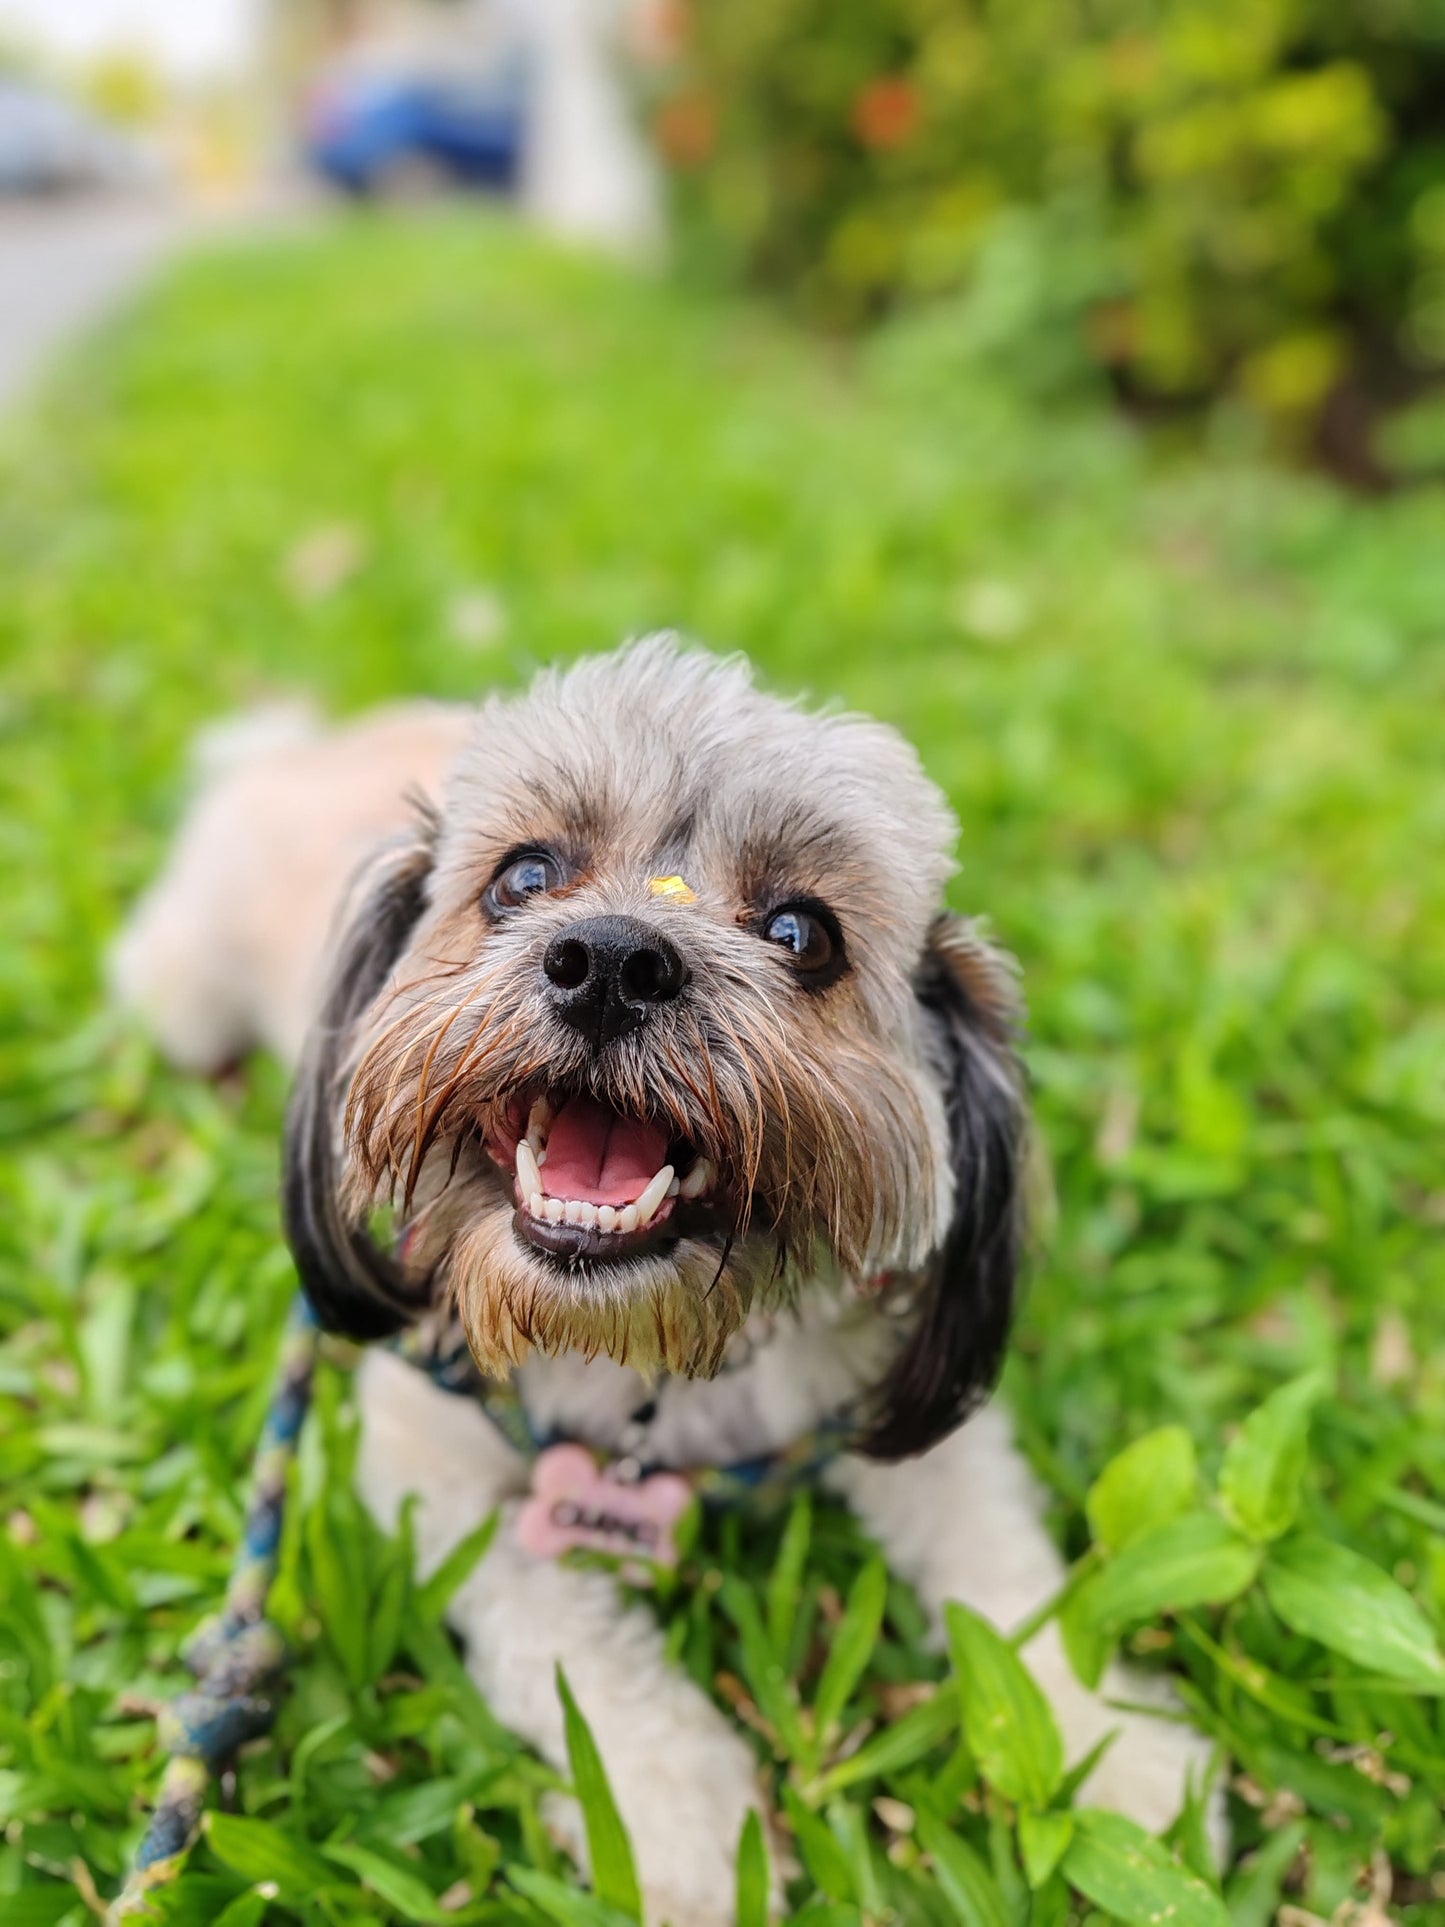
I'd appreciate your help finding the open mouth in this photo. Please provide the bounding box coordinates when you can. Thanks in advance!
[496,1093,719,1264]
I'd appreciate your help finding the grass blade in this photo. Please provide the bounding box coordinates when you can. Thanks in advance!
[765,1492,812,1656]
[945,1600,1063,1808]
[813,1681,959,1798]
[416,1508,501,1622]
[1086,1426,1197,1553]
[812,1556,887,1741]
[1074,1513,1260,1632]
[509,1864,642,1927]
[556,1666,643,1921]
[735,1808,770,1927]
[914,1805,1010,1927]
[203,1812,338,1899]
[1063,1810,1228,1927]
[324,1840,450,1922]
[1263,1533,1445,1687]
[1218,1374,1325,1544]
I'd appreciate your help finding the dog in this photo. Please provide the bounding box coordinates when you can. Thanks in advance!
[115,638,1214,1925]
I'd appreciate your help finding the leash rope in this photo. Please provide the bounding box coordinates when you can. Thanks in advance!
[109,1296,321,1922]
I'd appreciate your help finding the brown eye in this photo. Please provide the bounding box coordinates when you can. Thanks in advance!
[762,901,844,980]
[486,850,566,914]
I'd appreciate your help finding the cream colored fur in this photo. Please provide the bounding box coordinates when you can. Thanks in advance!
[115,651,1219,1926]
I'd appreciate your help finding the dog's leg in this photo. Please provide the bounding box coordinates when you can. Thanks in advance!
[835,1401,1219,1842]
[356,1352,763,1927]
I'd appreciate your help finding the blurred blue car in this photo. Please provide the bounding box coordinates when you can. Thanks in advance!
[305,52,529,198]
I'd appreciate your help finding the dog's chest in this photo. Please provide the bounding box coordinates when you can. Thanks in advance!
[515,1289,897,1473]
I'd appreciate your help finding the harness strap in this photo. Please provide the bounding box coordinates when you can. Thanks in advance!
[395,1318,860,1508]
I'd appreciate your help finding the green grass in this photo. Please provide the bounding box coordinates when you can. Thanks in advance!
[1,211,1443,1925]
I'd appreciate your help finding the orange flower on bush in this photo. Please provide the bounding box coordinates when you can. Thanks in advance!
[655,90,717,168]
[631,0,689,63]
[852,77,919,151]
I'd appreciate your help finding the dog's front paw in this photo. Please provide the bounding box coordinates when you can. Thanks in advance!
[1075,1687,1223,1851]
[543,1684,771,1927]
[1023,1626,1224,1855]
[543,1786,760,1927]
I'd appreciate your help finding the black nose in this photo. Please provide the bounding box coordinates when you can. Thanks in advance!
[542,914,688,1047]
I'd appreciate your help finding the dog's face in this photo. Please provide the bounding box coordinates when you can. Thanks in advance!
[285,640,1025,1457]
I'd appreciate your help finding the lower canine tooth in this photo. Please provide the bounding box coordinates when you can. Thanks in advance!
[529,1190,544,1218]
[618,1204,640,1234]
[634,1164,674,1227]
[598,1205,618,1233]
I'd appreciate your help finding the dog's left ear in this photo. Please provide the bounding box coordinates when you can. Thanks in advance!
[860,914,1028,1460]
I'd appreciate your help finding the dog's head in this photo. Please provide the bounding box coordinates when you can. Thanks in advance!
[284,639,1026,1457]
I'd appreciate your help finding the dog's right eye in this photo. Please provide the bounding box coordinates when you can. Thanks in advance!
[485,850,566,914]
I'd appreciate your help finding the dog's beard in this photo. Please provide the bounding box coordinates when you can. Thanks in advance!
[435,1188,758,1377]
[340,916,946,1380]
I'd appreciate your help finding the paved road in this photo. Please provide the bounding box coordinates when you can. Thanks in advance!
[0,199,190,410]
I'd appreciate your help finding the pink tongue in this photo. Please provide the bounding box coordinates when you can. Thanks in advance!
[541,1096,670,1206]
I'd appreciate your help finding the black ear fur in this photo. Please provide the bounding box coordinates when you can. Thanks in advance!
[282,832,436,1340]
[859,914,1027,1460]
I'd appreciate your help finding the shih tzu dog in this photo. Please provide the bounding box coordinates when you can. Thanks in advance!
[115,638,1213,1926]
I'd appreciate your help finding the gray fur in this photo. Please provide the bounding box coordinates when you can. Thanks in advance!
[289,638,1025,1451]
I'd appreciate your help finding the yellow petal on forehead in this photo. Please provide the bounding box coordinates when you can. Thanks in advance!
[647,874,698,903]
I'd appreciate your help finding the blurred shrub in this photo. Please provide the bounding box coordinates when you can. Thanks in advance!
[641,0,1445,442]
[81,53,165,127]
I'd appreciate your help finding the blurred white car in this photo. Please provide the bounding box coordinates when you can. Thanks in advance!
[0,78,150,195]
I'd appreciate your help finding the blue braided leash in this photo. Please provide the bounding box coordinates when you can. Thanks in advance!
[108,1295,320,1922]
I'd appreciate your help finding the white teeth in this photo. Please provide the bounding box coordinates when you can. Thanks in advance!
[634,1165,674,1227]
[515,1096,718,1239]
[515,1138,542,1200]
[522,1189,595,1229]
[680,1158,715,1200]
[518,1136,687,1237]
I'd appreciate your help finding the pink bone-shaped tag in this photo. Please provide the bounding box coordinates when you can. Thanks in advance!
[516,1443,692,1572]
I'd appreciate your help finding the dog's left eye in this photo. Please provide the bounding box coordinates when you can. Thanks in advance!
[486,850,566,914]
[762,902,842,978]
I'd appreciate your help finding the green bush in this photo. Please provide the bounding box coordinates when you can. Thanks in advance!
[645,0,1445,441]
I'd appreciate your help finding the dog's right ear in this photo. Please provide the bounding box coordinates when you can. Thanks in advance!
[282,831,435,1339]
[859,914,1027,1460]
